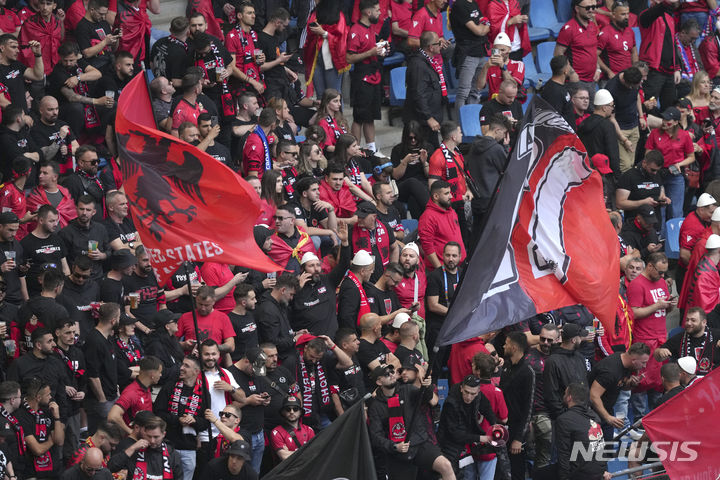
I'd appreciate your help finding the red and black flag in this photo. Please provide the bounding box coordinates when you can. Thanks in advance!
[436,96,619,346]
[115,73,280,284]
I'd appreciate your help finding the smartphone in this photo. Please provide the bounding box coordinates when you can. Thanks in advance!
[491,48,501,56]
[309,21,319,27]
[112,28,121,36]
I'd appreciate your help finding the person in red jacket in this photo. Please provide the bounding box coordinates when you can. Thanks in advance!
[318,163,357,222]
[0,158,35,240]
[487,0,530,60]
[19,0,64,76]
[242,108,277,178]
[677,192,717,290]
[700,28,720,81]
[418,180,467,271]
[113,0,153,65]
[555,0,601,83]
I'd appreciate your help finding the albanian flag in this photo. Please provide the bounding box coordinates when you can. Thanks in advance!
[115,72,280,284]
[436,96,619,346]
[642,367,720,479]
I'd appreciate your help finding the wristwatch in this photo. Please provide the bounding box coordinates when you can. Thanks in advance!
[231,387,237,395]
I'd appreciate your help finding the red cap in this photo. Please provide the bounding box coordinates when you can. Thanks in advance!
[591,154,612,175]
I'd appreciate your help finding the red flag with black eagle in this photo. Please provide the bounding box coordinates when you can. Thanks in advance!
[437,97,619,346]
[115,72,280,284]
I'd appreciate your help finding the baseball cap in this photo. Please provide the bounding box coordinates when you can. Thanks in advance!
[152,309,181,328]
[399,360,419,372]
[356,201,378,218]
[370,364,395,382]
[402,242,420,257]
[300,252,319,265]
[697,192,716,208]
[282,396,302,411]
[0,212,19,225]
[678,356,697,375]
[594,89,614,106]
[562,323,588,339]
[226,440,252,461]
[351,250,375,267]
[676,97,693,110]
[636,204,658,225]
[591,154,612,175]
[712,207,720,222]
[391,312,411,328]
[119,313,136,326]
[661,107,681,121]
[706,234,720,249]
[494,32,511,47]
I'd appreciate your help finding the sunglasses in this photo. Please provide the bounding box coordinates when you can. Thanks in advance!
[578,4,597,9]
[83,159,99,166]
[284,406,300,412]
[219,411,238,419]
[283,151,299,156]
[73,272,91,279]
[539,337,554,343]
[274,215,294,221]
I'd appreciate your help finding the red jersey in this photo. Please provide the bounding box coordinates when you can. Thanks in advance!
[317,115,347,150]
[16,6,35,24]
[645,128,694,168]
[700,35,720,78]
[0,8,20,34]
[115,379,153,425]
[428,144,467,202]
[270,423,315,452]
[0,183,28,239]
[598,23,636,75]
[679,211,709,266]
[448,337,488,384]
[594,8,637,29]
[176,309,235,347]
[199,262,235,313]
[394,268,427,319]
[485,60,525,96]
[678,0,710,14]
[487,0,530,57]
[391,0,412,33]
[19,14,63,75]
[241,130,271,178]
[627,273,669,341]
[352,0,390,37]
[171,98,205,130]
[225,27,264,89]
[348,22,381,84]
[408,5,444,40]
[557,17,599,82]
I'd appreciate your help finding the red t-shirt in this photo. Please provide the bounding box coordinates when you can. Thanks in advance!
[270,423,315,452]
[242,131,270,178]
[408,5,443,39]
[348,22,381,84]
[428,145,467,202]
[176,309,235,346]
[199,262,235,313]
[557,17,599,82]
[679,211,708,264]
[391,0,412,32]
[0,9,20,34]
[0,184,28,239]
[394,269,427,319]
[627,274,669,341]
[486,60,525,96]
[645,128,694,168]
[172,98,205,129]
[478,381,508,461]
[115,380,153,425]
[598,24,636,75]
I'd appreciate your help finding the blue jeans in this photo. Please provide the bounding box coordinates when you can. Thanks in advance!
[613,389,631,438]
[250,430,264,473]
[455,55,487,112]
[460,457,497,480]
[177,449,196,480]
[663,173,685,221]
[312,54,343,97]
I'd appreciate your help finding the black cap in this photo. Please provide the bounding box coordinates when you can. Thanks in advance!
[152,309,181,328]
[676,97,693,110]
[370,364,395,381]
[636,204,658,225]
[661,107,681,121]
[110,249,137,270]
[0,212,19,225]
[399,360,419,372]
[119,313,136,326]
[356,201,378,218]
[226,440,252,460]
[562,323,589,339]
[281,395,301,411]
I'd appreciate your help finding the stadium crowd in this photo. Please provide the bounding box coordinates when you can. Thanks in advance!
[0,0,715,478]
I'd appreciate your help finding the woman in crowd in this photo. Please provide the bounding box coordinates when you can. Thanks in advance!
[390,121,431,219]
[298,140,327,178]
[314,89,348,153]
[257,170,287,227]
[268,97,298,142]
[687,71,711,125]
[113,316,144,392]
[334,133,374,201]
[303,0,350,97]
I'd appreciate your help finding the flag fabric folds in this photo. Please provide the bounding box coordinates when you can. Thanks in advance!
[437,97,619,346]
[115,73,280,284]
[263,397,376,479]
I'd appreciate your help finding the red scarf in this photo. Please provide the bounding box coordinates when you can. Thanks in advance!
[168,375,203,417]
[116,0,152,61]
[340,271,371,325]
[213,425,241,458]
[19,14,62,74]
[352,220,390,267]
[116,336,143,364]
[69,64,100,130]
[203,368,234,405]
[194,41,235,117]
[419,48,447,97]
[319,179,356,218]
[132,443,173,480]
[0,404,24,456]
[298,349,330,418]
[23,402,52,472]
[53,346,85,379]
[387,394,406,443]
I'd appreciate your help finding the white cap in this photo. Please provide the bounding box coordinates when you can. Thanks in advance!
[678,356,697,375]
[300,252,319,265]
[697,193,717,208]
[594,89,614,106]
[494,32,511,48]
[712,207,720,222]
[351,250,375,267]
[402,242,420,257]
[391,312,411,328]
[706,234,720,249]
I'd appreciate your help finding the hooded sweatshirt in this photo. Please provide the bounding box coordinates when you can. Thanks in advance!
[465,136,509,218]
[418,200,467,271]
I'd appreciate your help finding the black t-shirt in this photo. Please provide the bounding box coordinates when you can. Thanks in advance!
[263,365,295,431]
[203,457,258,480]
[164,261,199,314]
[539,80,575,128]
[616,166,662,221]
[0,239,24,304]
[20,232,66,296]
[377,206,403,237]
[15,406,59,478]
[99,276,124,305]
[324,352,366,399]
[606,75,640,130]
[103,216,140,247]
[449,0,488,55]
[0,126,40,187]
[394,344,424,367]
[83,328,118,399]
[150,35,192,81]
[47,58,92,103]
[290,200,329,228]
[587,352,631,414]
[357,338,391,390]
[122,272,163,325]
[256,30,286,88]
[480,98,523,126]
[365,282,400,316]
[228,366,265,434]
[228,311,259,361]
[0,60,28,109]
[74,17,113,70]
[206,140,232,166]
[29,119,75,165]
[425,266,460,326]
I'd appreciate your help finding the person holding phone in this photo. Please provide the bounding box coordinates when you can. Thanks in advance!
[477,33,525,100]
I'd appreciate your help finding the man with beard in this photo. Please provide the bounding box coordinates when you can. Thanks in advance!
[426,242,462,357]
[319,164,358,223]
[0,381,25,476]
[225,2,265,100]
[419,181,465,272]
[29,96,80,172]
[107,415,182,479]
[293,177,338,254]
[0,35,44,111]
[176,285,235,355]
[63,145,108,220]
[677,193,717,289]
[260,342,299,432]
[63,447,113,480]
[265,204,318,275]
[555,0,600,83]
[75,0,119,71]
[192,33,234,123]
[525,323,560,471]
[543,323,590,420]
[255,273,303,362]
[337,250,376,330]
[578,90,621,177]
[656,307,720,374]
[598,2,638,79]
[349,201,397,283]
[26,162,77,231]
[357,313,402,391]
[373,182,405,243]
[99,249,135,305]
[228,284,259,362]
[53,320,86,458]
[365,263,409,325]
[15,377,65,479]
[347,0,386,153]
[123,246,167,335]
[197,113,231,165]
[20,205,70,297]
[103,191,141,254]
[59,195,110,281]
[270,396,315,461]
[394,242,427,319]
[68,420,122,468]
[328,328,366,414]
[0,212,25,305]
[202,440,258,479]
[154,355,210,478]
[292,222,350,337]
[284,335,351,430]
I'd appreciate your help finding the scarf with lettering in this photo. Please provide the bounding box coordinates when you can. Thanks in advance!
[23,402,52,472]
[116,336,143,365]
[0,404,24,456]
[419,48,447,97]
[254,126,272,172]
[168,375,203,417]
[297,348,330,418]
[53,346,85,379]
[324,115,346,142]
[387,394,406,443]
[682,328,714,375]
[132,443,173,480]
[340,271,371,325]
[195,41,235,117]
[352,220,390,266]
[234,26,264,85]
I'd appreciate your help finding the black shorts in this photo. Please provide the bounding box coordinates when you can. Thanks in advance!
[386,442,443,479]
[351,79,382,123]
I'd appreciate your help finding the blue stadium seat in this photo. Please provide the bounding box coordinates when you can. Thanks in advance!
[528,27,552,42]
[667,326,683,340]
[401,218,418,233]
[523,53,551,89]
[665,217,683,260]
[383,51,406,67]
[523,93,533,114]
[442,11,454,43]
[530,0,565,37]
[536,41,557,74]
[632,27,641,51]
[436,379,449,408]
[459,104,483,142]
[390,67,407,106]
[556,0,573,22]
